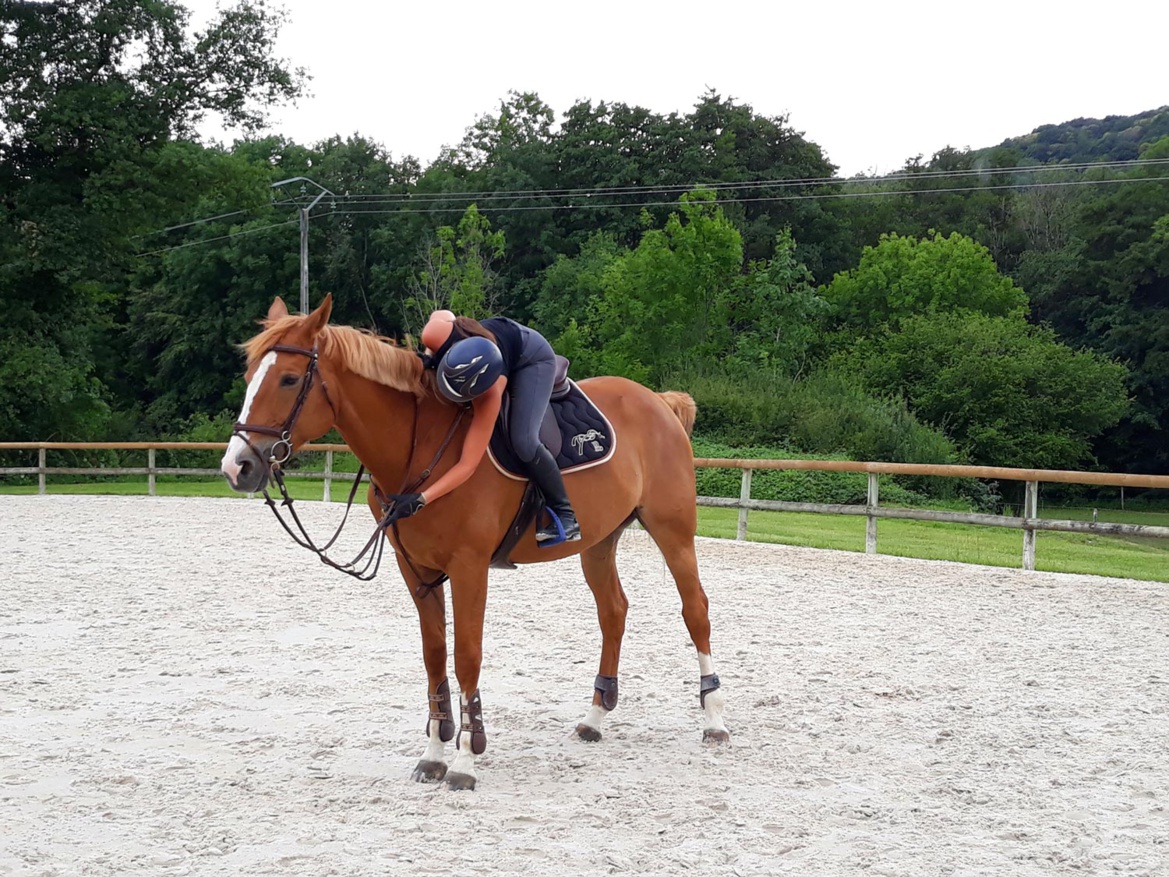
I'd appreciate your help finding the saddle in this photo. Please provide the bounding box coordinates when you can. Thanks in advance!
[487,356,615,478]
[488,356,616,569]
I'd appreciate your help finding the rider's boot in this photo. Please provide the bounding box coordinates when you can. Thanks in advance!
[526,445,581,545]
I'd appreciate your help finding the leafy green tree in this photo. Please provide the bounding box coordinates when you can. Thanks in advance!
[307,135,424,333]
[0,0,303,438]
[835,312,1129,470]
[678,91,846,271]
[996,108,1169,164]
[402,204,505,331]
[595,192,744,382]
[531,232,620,339]
[726,230,829,375]
[823,231,1029,333]
[127,161,302,430]
[445,91,560,312]
[828,146,1049,278]
[0,330,110,441]
[547,91,843,271]
[1022,138,1169,471]
[530,232,620,377]
[431,89,844,310]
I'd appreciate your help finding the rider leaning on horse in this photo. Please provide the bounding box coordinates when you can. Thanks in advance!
[389,310,581,545]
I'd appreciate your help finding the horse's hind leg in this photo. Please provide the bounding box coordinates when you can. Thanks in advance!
[636,504,730,744]
[575,529,629,742]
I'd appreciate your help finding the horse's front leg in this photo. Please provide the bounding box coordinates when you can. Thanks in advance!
[444,563,490,791]
[398,557,455,783]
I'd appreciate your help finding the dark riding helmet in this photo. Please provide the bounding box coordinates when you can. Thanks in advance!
[436,337,504,403]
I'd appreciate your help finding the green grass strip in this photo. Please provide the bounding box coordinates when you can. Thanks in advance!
[3,480,1167,583]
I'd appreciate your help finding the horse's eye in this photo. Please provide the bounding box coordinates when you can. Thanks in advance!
[280,374,301,388]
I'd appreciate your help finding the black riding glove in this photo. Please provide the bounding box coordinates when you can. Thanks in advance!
[386,492,426,524]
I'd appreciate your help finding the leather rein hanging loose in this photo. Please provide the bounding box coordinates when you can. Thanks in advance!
[233,342,466,588]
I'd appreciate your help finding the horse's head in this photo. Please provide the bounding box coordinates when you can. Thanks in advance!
[221,294,338,493]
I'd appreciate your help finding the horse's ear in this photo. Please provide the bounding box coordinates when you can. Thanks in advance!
[267,297,289,322]
[304,293,333,336]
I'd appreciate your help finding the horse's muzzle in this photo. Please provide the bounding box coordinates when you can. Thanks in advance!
[221,437,270,493]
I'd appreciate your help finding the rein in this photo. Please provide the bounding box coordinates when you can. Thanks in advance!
[378,400,468,597]
[236,342,466,586]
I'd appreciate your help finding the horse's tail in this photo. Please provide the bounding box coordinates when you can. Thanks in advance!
[658,391,697,437]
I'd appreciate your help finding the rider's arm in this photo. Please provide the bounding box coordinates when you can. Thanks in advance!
[419,377,505,505]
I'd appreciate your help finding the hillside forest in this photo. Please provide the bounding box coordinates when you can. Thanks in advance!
[3,1,1169,494]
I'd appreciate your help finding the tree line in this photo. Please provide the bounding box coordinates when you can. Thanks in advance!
[3,1,1168,486]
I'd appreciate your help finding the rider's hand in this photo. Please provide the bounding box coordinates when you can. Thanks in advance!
[386,492,426,524]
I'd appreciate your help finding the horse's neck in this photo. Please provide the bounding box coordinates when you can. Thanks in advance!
[333,379,458,493]
[333,380,418,491]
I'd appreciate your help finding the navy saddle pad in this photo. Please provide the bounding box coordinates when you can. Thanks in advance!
[488,360,616,479]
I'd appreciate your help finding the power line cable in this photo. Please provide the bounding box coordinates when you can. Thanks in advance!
[133,159,1169,252]
[132,199,299,239]
[135,218,300,257]
[325,175,1169,218]
[325,157,1169,205]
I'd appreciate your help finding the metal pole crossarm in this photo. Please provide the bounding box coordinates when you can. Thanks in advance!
[269,177,336,315]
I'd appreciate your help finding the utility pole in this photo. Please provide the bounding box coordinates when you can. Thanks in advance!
[270,177,335,315]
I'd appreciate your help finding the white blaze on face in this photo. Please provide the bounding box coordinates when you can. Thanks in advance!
[220,351,277,485]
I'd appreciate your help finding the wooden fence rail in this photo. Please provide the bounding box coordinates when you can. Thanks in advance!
[3,442,1169,571]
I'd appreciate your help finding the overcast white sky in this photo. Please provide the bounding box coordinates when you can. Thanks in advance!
[186,0,1167,176]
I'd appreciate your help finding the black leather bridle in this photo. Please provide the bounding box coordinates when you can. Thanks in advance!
[232,343,335,467]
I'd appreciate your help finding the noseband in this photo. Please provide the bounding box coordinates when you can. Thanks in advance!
[232,343,335,466]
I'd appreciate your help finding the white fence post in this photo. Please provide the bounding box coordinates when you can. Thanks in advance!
[323,450,333,502]
[866,472,879,555]
[147,448,156,496]
[737,467,752,540]
[38,448,46,495]
[1023,480,1038,571]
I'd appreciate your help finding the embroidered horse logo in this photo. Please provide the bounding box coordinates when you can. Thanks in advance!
[571,429,607,456]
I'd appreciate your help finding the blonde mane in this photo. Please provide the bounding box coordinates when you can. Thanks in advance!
[243,316,426,396]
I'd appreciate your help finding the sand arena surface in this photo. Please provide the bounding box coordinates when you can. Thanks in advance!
[1,495,1167,876]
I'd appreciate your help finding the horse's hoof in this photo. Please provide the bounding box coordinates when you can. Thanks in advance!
[575,723,602,743]
[444,771,477,791]
[703,728,731,746]
[411,760,448,783]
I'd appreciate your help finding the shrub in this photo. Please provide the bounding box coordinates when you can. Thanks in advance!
[667,364,958,466]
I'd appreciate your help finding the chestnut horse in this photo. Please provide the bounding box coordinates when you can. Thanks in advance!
[220,295,729,789]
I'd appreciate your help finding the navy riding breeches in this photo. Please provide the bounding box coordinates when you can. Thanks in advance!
[506,328,556,464]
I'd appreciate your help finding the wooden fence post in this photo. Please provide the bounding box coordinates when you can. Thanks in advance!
[147,448,156,496]
[1023,480,1038,571]
[38,447,46,495]
[323,451,333,502]
[737,467,752,540]
[866,473,879,555]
